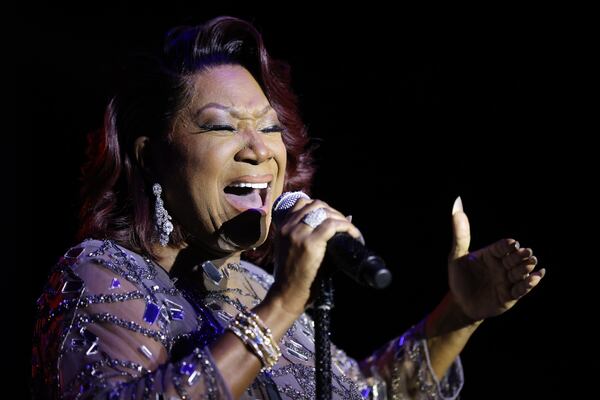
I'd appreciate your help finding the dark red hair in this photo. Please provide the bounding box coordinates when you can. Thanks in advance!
[77,16,315,265]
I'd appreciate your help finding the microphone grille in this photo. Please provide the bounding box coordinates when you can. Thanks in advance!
[272,191,311,227]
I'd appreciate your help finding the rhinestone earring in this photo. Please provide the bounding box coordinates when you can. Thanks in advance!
[153,183,173,247]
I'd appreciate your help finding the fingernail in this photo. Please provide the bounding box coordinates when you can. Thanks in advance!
[538,268,546,277]
[358,233,366,245]
[452,196,463,215]
[530,255,538,265]
[346,215,353,223]
[513,241,520,250]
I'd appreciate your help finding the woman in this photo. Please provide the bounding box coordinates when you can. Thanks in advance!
[32,16,545,399]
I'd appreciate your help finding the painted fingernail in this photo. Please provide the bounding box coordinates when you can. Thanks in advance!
[452,196,463,215]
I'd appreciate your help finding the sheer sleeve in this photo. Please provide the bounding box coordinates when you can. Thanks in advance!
[332,320,463,400]
[32,240,232,399]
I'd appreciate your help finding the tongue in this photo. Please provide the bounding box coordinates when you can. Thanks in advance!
[224,190,263,211]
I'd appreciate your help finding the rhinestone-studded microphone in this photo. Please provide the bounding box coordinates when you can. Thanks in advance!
[272,191,392,289]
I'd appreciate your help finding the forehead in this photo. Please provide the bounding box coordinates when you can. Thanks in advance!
[190,64,269,110]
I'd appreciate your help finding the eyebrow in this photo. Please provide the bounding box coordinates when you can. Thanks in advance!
[194,103,273,119]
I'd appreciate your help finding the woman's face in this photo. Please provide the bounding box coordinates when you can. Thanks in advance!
[155,65,287,254]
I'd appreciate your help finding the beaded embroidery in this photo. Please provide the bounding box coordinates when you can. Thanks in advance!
[33,238,464,399]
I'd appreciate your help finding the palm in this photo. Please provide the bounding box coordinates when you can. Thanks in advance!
[447,202,545,321]
[450,248,517,319]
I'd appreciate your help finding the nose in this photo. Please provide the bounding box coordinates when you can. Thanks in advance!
[234,129,274,165]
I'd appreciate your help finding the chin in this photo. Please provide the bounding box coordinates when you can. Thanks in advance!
[216,232,268,253]
[216,209,271,251]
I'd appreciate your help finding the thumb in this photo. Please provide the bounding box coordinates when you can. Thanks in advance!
[450,196,471,261]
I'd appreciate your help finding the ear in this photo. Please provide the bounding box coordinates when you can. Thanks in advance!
[133,136,153,177]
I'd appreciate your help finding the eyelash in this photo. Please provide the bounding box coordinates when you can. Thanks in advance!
[261,125,285,133]
[199,124,284,134]
[199,124,235,132]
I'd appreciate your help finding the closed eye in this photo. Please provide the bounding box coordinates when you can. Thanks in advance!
[260,125,284,133]
[198,124,236,132]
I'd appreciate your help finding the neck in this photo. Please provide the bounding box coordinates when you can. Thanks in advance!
[152,243,243,275]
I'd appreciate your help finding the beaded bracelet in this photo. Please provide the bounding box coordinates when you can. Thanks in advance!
[234,315,280,367]
[226,308,281,372]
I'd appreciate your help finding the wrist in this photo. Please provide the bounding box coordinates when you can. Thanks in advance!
[263,284,308,317]
[254,291,302,341]
[226,308,282,372]
[446,292,484,327]
[425,292,483,339]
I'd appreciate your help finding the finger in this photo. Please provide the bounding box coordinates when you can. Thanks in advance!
[290,197,324,213]
[319,207,346,220]
[507,257,538,283]
[314,211,364,242]
[293,199,347,220]
[279,197,312,227]
[286,205,355,241]
[344,215,365,244]
[289,200,350,228]
[489,239,519,259]
[502,248,534,269]
[309,218,364,244]
[450,197,471,260]
[510,268,546,299]
[291,197,312,211]
[281,199,330,232]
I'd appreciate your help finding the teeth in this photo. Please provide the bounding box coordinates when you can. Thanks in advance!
[228,182,268,189]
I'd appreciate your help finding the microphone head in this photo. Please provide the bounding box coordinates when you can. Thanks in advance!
[272,191,311,227]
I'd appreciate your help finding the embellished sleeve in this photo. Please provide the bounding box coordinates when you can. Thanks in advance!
[32,240,232,399]
[339,320,463,400]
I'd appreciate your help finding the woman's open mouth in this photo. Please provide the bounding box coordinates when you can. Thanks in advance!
[223,179,272,213]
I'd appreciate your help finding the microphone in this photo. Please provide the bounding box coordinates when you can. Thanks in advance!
[272,191,392,289]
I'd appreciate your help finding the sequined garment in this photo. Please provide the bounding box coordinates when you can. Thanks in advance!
[32,239,464,399]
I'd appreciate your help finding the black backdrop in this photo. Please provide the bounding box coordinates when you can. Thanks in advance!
[18,4,592,399]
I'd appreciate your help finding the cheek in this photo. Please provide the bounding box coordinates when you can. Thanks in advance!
[183,151,227,201]
[272,138,288,194]
[271,136,287,169]
[177,138,228,177]
[162,141,222,203]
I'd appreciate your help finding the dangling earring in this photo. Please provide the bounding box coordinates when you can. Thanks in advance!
[153,183,173,247]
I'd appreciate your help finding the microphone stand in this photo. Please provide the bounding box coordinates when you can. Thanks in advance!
[313,236,391,399]
[315,272,334,400]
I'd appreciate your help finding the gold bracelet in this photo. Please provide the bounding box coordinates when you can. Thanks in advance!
[235,311,281,368]
[226,309,281,372]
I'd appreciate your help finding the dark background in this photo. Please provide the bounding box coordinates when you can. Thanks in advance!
[18,3,592,398]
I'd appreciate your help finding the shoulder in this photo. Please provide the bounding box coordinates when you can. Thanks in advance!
[63,238,148,270]
[58,238,166,286]
[34,238,172,326]
[32,239,192,398]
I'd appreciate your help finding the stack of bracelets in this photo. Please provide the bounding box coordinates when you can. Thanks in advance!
[226,308,282,372]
